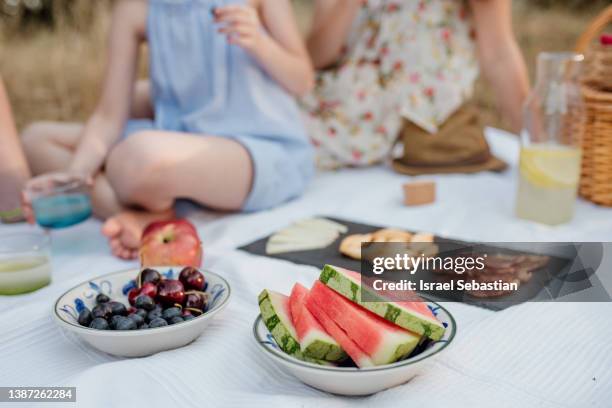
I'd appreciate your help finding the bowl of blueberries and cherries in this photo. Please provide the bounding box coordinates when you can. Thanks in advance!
[53,266,230,357]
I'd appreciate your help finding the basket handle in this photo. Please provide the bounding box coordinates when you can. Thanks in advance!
[575,5,612,53]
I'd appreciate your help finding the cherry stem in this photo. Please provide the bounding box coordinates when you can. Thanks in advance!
[137,269,144,289]
[185,307,203,316]
[185,290,208,297]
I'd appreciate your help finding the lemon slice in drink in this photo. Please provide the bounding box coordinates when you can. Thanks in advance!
[520,145,582,189]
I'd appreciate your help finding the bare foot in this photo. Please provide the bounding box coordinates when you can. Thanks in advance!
[102,209,175,260]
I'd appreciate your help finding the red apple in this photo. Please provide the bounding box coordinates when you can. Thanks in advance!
[139,219,203,267]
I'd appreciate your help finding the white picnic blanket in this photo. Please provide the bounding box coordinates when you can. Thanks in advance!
[1,128,611,408]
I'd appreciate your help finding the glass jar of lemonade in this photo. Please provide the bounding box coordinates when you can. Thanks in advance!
[0,232,51,295]
[516,52,585,225]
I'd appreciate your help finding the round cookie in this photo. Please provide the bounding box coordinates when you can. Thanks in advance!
[339,233,373,260]
[371,228,413,243]
[411,232,435,243]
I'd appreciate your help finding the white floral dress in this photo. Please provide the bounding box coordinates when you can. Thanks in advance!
[300,0,479,169]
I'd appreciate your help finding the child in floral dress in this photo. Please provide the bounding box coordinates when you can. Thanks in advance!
[301,0,528,169]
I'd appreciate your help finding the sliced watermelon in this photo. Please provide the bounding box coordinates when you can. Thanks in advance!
[258,289,302,358]
[319,265,445,341]
[289,283,347,362]
[258,289,334,366]
[308,281,420,366]
[306,291,374,368]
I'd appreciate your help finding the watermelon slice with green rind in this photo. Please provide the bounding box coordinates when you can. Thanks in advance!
[306,291,375,368]
[258,289,333,366]
[308,281,420,366]
[289,283,347,362]
[319,265,446,341]
[258,289,302,358]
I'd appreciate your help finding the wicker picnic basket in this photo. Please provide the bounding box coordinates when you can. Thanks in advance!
[575,5,612,206]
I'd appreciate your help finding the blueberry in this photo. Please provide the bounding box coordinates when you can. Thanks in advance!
[129,313,144,326]
[147,310,162,323]
[135,308,148,319]
[92,304,112,320]
[77,308,93,327]
[107,301,127,316]
[149,318,168,328]
[169,316,184,325]
[134,295,155,311]
[96,293,110,304]
[110,315,124,329]
[138,323,149,330]
[115,317,137,330]
[162,307,181,321]
[183,314,195,321]
[89,318,109,330]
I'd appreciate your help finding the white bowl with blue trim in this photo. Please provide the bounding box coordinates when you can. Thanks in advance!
[253,299,456,396]
[54,266,230,357]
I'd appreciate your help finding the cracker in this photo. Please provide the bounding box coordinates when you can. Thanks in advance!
[411,232,434,243]
[339,233,373,260]
[371,228,413,243]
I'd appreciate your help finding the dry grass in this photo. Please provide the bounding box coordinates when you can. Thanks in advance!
[474,2,603,129]
[0,0,111,127]
[0,0,606,131]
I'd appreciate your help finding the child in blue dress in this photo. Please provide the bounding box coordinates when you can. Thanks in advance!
[22,0,314,259]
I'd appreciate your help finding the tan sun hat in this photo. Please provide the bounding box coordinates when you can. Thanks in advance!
[391,105,507,175]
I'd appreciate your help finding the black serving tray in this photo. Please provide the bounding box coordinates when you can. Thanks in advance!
[239,217,573,311]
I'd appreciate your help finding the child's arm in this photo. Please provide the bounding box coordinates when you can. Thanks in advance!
[0,76,30,218]
[306,0,362,70]
[470,0,529,133]
[69,1,145,176]
[215,0,314,96]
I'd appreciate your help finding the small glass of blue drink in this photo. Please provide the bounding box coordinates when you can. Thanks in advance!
[24,173,93,229]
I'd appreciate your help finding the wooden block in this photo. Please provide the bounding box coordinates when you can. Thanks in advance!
[403,181,436,206]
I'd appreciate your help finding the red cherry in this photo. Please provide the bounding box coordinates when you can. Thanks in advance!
[179,267,206,291]
[156,279,185,306]
[184,292,205,310]
[140,282,158,298]
[127,288,141,306]
[138,268,162,287]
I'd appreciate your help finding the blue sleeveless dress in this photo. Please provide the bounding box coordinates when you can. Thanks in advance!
[125,0,314,211]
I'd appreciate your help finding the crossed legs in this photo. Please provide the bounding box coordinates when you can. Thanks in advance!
[21,82,253,259]
[102,131,252,259]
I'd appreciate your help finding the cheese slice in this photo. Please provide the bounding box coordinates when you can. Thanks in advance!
[266,218,348,255]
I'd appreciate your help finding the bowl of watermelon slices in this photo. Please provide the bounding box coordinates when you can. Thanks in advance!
[253,265,456,396]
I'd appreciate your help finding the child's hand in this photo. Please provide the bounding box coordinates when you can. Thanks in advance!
[214,5,263,54]
[21,172,94,225]
[20,191,34,225]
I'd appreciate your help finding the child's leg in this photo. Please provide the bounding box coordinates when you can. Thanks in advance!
[21,122,82,174]
[21,77,153,174]
[20,77,155,219]
[106,131,252,211]
[102,130,253,256]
